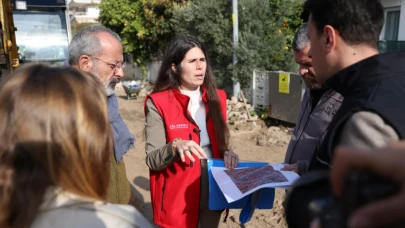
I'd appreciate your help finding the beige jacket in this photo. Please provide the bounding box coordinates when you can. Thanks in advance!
[31,187,154,228]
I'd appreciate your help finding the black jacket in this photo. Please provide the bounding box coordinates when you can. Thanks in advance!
[309,51,405,170]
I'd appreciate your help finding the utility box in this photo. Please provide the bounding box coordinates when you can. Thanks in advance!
[251,70,270,109]
[268,71,305,124]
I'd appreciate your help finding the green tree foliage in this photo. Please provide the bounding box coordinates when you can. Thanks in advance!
[98,0,189,68]
[98,0,303,90]
[172,0,234,88]
[172,0,303,90]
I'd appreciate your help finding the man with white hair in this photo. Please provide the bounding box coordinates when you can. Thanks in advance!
[282,24,343,175]
[69,26,135,204]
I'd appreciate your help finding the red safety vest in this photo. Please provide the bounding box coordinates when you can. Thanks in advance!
[145,87,227,228]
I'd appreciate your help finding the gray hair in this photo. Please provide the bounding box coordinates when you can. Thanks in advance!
[292,23,309,52]
[68,25,121,65]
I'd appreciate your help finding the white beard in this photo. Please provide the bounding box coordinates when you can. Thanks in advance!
[91,63,117,96]
[105,80,116,96]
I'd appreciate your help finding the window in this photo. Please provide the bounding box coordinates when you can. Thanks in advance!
[384,9,401,41]
[13,10,69,63]
[76,8,86,13]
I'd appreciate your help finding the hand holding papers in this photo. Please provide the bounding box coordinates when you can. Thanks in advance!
[211,164,299,203]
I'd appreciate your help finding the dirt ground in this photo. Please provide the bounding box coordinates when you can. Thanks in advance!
[116,87,291,228]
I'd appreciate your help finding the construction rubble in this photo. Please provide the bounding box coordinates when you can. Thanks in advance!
[227,96,291,147]
[226,96,258,125]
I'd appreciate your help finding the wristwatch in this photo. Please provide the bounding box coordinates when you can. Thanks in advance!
[171,138,182,153]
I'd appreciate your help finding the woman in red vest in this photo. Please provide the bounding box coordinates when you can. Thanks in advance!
[144,36,239,228]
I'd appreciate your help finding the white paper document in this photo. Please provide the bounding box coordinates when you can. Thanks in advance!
[211,164,300,203]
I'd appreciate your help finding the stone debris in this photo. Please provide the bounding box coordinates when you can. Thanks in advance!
[226,123,288,148]
[226,96,292,147]
[227,96,258,125]
[247,125,291,147]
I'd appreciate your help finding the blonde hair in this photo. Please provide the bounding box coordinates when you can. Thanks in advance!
[0,64,112,228]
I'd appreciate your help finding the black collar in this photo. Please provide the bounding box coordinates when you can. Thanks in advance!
[326,51,405,96]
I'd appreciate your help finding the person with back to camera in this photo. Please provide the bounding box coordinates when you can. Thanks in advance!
[0,65,153,228]
[144,35,240,228]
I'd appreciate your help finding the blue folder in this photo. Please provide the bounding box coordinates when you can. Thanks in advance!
[207,159,275,223]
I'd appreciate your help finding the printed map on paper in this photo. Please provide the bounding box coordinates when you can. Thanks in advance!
[224,166,288,194]
[211,164,299,203]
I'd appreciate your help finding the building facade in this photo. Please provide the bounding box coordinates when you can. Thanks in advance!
[380,0,405,52]
[68,0,101,35]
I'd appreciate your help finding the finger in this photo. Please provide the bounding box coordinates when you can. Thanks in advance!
[281,165,292,171]
[232,156,238,169]
[184,149,195,162]
[331,147,372,197]
[229,154,235,169]
[349,192,405,228]
[178,150,185,162]
[224,157,230,169]
[387,140,405,149]
[224,153,231,169]
[285,167,296,172]
[331,146,404,197]
[188,146,203,159]
[190,143,207,158]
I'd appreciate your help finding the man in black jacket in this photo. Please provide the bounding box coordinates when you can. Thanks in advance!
[305,0,405,170]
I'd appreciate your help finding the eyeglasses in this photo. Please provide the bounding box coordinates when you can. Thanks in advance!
[92,57,126,72]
